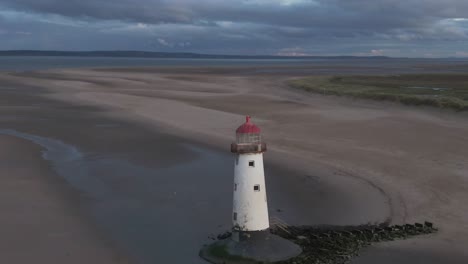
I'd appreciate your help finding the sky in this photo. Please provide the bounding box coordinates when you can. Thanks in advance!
[1,0,468,57]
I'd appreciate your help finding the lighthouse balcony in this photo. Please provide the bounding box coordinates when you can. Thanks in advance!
[231,142,267,154]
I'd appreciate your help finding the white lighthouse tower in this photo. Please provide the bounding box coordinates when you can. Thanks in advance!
[200,116,301,263]
[231,116,269,238]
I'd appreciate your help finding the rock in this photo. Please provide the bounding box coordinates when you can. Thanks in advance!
[217,231,232,240]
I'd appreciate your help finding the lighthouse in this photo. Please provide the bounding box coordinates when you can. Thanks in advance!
[231,116,269,239]
[200,116,301,263]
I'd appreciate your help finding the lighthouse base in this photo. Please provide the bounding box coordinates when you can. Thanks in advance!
[200,230,302,263]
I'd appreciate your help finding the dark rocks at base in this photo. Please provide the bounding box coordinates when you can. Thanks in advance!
[202,222,436,264]
[271,221,437,264]
[218,231,232,240]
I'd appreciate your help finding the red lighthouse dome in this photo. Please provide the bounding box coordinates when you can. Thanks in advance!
[236,116,261,134]
[231,116,266,154]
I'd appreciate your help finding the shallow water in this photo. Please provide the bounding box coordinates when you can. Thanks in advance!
[0,129,230,263]
[406,86,450,91]
[1,56,468,72]
[0,56,330,71]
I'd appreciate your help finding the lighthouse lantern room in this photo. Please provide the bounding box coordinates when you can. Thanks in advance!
[231,116,269,238]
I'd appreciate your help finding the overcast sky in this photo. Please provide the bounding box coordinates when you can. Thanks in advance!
[1,0,468,57]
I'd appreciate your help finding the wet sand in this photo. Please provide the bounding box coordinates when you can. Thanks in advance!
[0,63,468,263]
[0,134,130,264]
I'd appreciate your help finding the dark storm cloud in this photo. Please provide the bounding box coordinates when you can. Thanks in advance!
[1,0,468,56]
[2,0,467,28]
[0,0,414,29]
[0,0,195,23]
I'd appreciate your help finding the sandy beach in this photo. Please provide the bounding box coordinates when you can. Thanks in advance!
[0,134,131,264]
[1,63,468,263]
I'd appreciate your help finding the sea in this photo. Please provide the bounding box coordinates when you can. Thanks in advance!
[1,56,468,72]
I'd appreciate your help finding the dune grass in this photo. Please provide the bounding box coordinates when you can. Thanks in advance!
[289,74,468,111]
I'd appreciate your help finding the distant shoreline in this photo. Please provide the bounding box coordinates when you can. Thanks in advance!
[0,50,391,59]
[3,55,468,73]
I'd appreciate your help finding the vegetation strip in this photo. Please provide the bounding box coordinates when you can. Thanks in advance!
[290,74,468,111]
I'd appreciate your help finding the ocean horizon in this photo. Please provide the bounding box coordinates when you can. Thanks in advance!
[1,56,468,72]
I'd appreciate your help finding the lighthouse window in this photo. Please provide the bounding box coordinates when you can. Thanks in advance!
[233,212,237,221]
[249,161,255,167]
[254,184,260,192]
[234,184,237,191]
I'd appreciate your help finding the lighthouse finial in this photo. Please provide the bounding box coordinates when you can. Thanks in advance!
[246,116,251,123]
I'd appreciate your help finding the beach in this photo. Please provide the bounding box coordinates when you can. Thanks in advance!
[0,134,131,264]
[1,62,468,263]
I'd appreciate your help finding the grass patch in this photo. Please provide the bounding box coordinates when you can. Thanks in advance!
[207,243,256,262]
[289,74,468,111]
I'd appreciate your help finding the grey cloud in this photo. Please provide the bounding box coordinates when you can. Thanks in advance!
[0,0,194,23]
[1,0,468,56]
[0,0,455,29]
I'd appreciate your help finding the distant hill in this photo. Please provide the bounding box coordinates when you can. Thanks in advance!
[0,50,389,60]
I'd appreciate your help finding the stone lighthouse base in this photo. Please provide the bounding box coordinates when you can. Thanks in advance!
[200,231,302,263]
